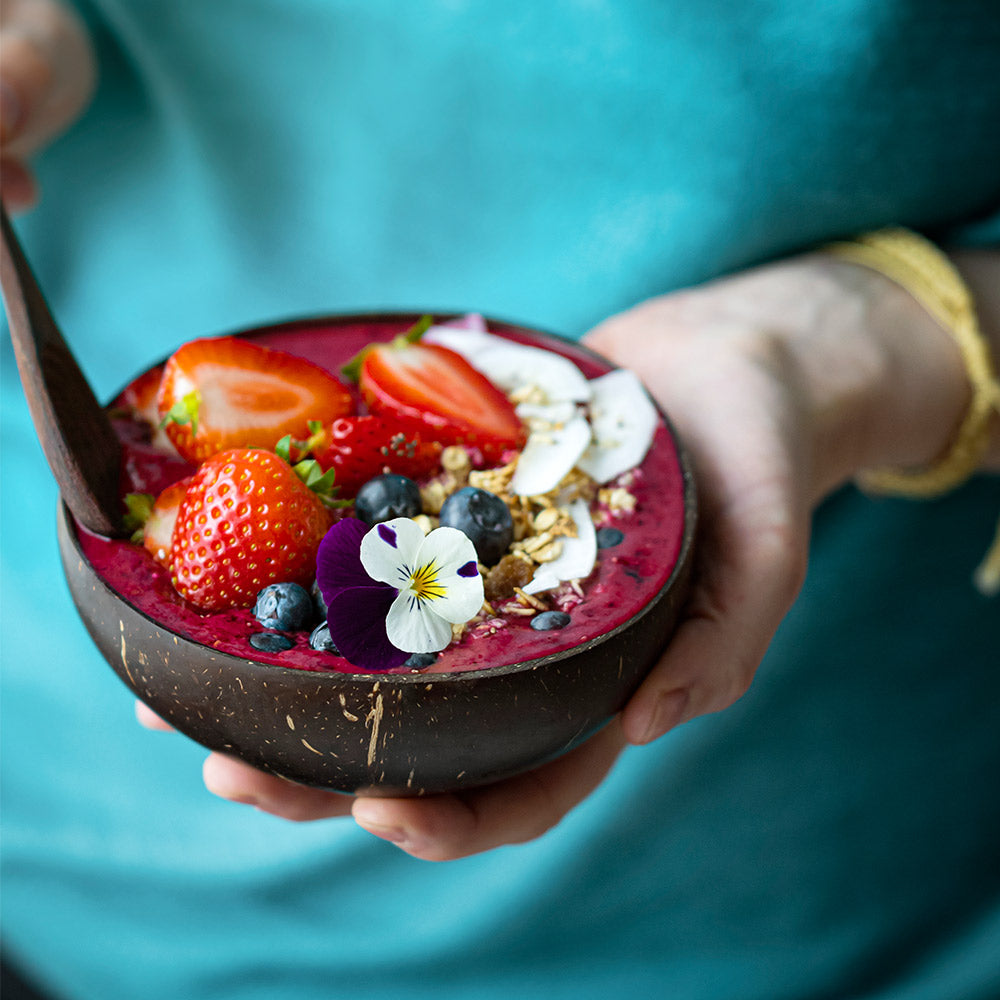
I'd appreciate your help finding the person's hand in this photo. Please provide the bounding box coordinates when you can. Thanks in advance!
[0,0,96,210]
[586,254,976,745]
[136,701,626,857]
[139,249,986,859]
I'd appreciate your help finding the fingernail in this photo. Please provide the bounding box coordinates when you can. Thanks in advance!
[355,819,411,846]
[629,688,689,744]
[207,784,261,808]
[0,82,23,144]
[202,757,260,806]
[353,803,425,850]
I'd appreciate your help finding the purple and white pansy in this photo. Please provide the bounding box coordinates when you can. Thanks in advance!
[316,517,484,672]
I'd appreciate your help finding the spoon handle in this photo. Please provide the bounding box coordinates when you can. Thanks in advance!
[1,206,124,537]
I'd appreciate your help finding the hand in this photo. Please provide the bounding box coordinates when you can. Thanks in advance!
[139,250,981,858]
[1,0,96,210]
[136,700,626,858]
[587,253,981,744]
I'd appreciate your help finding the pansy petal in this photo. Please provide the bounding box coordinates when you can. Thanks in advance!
[360,517,426,587]
[386,591,455,653]
[316,518,374,602]
[325,585,409,672]
[410,527,484,622]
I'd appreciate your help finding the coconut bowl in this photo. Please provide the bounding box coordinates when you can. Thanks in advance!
[57,313,696,796]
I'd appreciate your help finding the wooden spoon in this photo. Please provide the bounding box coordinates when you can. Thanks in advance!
[1,206,125,536]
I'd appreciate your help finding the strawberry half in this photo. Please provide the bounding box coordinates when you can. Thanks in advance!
[157,337,353,464]
[313,415,444,497]
[120,364,165,426]
[124,476,194,568]
[357,340,525,463]
[169,448,333,611]
[116,364,178,452]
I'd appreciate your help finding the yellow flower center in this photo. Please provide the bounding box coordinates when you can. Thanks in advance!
[408,561,446,603]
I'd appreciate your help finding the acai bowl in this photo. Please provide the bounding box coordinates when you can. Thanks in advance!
[59,313,695,795]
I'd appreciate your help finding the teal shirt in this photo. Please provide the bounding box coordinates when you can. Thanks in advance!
[2,3,999,998]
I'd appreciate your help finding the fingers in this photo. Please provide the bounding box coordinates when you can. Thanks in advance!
[585,300,815,746]
[135,703,354,821]
[135,700,175,731]
[0,0,96,209]
[0,155,36,209]
[622,475,809,744]
[202,753,355,821]
[0,27,51,148]
[351,719,626,861]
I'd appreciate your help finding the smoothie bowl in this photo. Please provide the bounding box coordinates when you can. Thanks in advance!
[59,313,695,795]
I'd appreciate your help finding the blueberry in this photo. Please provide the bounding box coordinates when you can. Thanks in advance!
[596,526,625,549]
[354,473,422,526]
[530,611,571,631]
[254,582,314,631]
[249,632,295,652]
[309,622,340,654]
[404,651,438,668]
[439,486,513,565]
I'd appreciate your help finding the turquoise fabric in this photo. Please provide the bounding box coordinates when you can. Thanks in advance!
[2,2,998,998]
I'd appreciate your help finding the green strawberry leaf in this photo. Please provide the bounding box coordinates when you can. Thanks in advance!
[292,458,352,509]
[123,492,155,543]
[159,390,201,438]
[275,434,293,463]
[276,421,327,464]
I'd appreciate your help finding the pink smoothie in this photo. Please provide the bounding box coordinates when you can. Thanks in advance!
[76,318,687,675]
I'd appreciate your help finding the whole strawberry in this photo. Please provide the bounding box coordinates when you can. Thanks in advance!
[313,414,443,497]
[170,448,334,611]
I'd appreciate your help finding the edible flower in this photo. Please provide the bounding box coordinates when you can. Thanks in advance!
[316,517,484,672]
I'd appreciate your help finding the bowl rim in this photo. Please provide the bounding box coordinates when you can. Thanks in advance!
[83,309,697,688]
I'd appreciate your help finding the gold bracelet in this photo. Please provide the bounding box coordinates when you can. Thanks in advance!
[826,227,1000,496]
[826,227,1000,595]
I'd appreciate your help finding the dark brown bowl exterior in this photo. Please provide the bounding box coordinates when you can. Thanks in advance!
[57,315,697,796]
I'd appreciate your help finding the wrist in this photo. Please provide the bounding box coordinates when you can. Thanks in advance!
[952,249,1000,470]
[706,253,971,504]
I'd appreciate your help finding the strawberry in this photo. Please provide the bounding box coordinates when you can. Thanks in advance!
[312,415,443,497]
[115,364,178,452]
[124,477,194,567]
[348,326,525,462]
[120,364,165,426]
[169,448,334,611]
[157,337,353,464]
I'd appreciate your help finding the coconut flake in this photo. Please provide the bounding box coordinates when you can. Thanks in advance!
[515,399,579,425]
[523,499,597,594]
[510,416,591,497]
[576,369,657,484]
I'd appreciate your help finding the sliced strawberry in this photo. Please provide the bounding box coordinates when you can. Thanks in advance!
[169,448,333,611]
[120,365,165,425]
[116,364,179,452]
[358,341,526,462]
[313,415,444,497]
[157,337,354,464]
[144,478,193,566]
[124,477,194,567]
